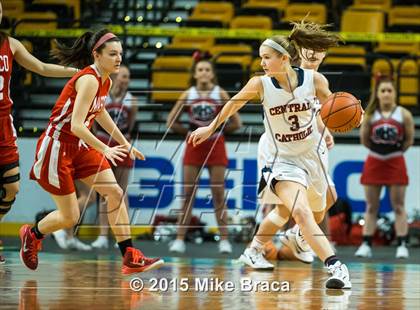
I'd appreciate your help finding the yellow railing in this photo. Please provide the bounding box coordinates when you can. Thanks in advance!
[9,25,420,43]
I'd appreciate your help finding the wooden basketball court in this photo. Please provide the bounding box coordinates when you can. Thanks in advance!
[1,251,419,309]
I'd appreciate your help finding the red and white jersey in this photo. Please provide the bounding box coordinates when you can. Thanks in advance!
[45,65,111,144]
[0,37,14,117]
[187,86,223,131]
[368,106,405,159]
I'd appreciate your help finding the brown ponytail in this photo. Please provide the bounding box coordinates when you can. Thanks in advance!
[268,20,341,64]
[50,29,120,69]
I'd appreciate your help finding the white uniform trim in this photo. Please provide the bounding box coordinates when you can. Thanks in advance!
[33,135,51,180]
[33,98,73,189]
[49,140,61,188]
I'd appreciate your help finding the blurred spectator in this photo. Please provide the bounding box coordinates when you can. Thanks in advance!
[166,56,241,254]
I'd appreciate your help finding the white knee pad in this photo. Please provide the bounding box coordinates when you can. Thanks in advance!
[267,208,288,228]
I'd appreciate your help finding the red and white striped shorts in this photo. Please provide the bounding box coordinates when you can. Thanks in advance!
[30,132,110,195]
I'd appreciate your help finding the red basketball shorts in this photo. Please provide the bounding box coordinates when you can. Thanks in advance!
[30,133,110,195]
[0,115,19,166]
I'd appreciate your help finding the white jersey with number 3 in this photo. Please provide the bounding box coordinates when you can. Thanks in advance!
[258,67,329,212]
[261,67,320,156]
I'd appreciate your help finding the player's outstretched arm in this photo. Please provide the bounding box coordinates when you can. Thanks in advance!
[219,88,242,134]
[10,37,78,77]
[189,76,261,146]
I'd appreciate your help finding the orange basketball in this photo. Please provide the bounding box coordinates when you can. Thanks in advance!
[320,92,363,133]
[263,240,278,260]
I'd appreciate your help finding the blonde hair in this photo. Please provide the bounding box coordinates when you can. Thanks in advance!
[268,20,341,64]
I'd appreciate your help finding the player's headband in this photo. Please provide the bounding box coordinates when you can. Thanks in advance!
[261,39,291,58]
[92,33,117,53]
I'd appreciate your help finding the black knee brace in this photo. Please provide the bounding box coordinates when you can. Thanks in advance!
[0,161,20,212]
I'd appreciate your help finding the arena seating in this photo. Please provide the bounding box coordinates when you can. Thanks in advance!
[2,0,419,140]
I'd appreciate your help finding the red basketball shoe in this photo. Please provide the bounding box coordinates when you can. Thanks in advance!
[19,225,42,270]
[122,247,164,275]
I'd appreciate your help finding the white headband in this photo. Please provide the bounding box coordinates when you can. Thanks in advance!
[261,39,291,58]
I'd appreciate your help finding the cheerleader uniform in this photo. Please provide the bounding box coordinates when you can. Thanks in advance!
[361,106,408,185]
[96,91,134,168]
[183,86,228,167]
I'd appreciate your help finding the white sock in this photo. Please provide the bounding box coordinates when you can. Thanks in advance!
[250,238,265,252]
[291,224,299,234]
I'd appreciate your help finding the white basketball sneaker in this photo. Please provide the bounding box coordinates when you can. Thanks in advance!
[219,240,232,254]
[396,244,409,259]
[52,229,69,250]
[326,261,352,289]
[91,236,109,249]
[67,237,92,251]
[355,242,372,258]
[169,239,186,253]
[238,247,274,270]
[280,227,314,263]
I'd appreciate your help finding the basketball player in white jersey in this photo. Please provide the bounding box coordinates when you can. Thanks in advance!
[271,48,338,263]
[189,21,351,289]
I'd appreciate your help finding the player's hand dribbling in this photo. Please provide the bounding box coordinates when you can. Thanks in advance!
[324,131,335,149]
[103,145,128,166]
[357,107,365,127]
[188,126,213,147]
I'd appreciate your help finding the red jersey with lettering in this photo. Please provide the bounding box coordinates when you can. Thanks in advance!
[45,65,110,143]
[0,36,19,165]
[0,36,14,117]
[30,65,111,195]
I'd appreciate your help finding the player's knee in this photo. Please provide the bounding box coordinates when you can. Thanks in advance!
[0,204,12,216]
[292,206,313,226]
[59,209,80,228]
[0,186,19,215]
[105,185,124,203]
[267,208,288,227]
[393,204,405,215]
[61,213,80,228]
[3,183,19,200]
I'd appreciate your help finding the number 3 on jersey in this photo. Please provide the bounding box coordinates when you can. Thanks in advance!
[288,115,300,131]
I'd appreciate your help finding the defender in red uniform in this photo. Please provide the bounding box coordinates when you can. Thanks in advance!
[0,1,78,263]
[356,76,415,259]
[19,29,163,274]
[166,57,241,254]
